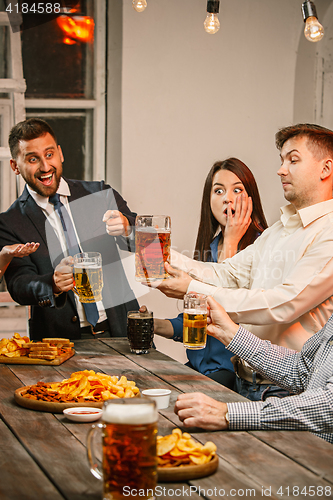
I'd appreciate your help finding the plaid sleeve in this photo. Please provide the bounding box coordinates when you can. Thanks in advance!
[227,383,333,443]
[227,325,324,393]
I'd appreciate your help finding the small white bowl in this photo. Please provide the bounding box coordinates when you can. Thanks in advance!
[63,407,103,422]
[142,389,171,410]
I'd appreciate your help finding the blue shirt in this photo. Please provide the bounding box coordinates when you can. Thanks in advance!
[168,233,234,375]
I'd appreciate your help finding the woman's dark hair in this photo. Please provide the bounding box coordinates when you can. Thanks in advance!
[194,158,268,262]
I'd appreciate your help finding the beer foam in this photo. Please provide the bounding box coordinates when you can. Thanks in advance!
[103,403,158,424]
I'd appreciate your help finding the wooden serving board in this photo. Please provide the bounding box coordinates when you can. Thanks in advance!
[157,454,219,482]
[0,349,75,366]
[14,385,104,413]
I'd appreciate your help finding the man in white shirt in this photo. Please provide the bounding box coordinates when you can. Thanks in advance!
[153,123,333,401]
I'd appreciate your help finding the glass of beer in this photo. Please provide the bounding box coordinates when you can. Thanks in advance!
[73,252,103,303]
[127,310,154,354]
[87,398,158,500]
[183,293,208,350]
[135,215,171,282]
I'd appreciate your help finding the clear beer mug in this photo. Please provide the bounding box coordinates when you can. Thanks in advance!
[135,215,171,282]
[183,293,208,350]
[87,398,158,500]
[73,252,103,303]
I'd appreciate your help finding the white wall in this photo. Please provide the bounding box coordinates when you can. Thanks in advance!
[115,0,328,362]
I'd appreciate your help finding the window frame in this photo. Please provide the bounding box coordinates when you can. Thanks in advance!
[24,1,106,182]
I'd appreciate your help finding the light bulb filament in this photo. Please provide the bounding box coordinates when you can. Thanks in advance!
[204,13,220,34]
[132,0,147,13]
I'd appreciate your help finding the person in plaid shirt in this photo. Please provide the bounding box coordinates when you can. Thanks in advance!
[175,296,333,444]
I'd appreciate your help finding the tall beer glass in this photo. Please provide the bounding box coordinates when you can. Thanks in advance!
[127,310,154,354]
[87,398,158,500]
[135,215,171,282]
[183,293,208,350]
[73,252,103,303]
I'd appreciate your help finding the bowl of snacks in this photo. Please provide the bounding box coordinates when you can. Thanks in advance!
[157,428,218,481]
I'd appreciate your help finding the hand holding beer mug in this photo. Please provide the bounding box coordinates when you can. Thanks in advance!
[135,215,171,283]
[127,310,154,354]
[183,293,208,350]
[87,398,158,500]
[73,252,103,303]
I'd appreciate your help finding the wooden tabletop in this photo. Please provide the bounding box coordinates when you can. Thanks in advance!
[0,338,332,500]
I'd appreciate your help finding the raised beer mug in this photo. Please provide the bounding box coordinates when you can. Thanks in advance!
[73,252,103,303]
[87,398,158,500]
[183,293,208,350]
[135,215,171,282]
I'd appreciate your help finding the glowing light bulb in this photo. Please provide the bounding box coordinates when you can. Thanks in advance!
[204,12,220,34]
[132,0,147,13]
[204,1,220,35]
[304,16,324,42]
[302,1,324,42]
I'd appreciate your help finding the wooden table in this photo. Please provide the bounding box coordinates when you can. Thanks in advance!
[0,339,332,500]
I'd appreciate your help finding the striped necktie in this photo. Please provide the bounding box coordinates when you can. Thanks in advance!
[49,193,99,327]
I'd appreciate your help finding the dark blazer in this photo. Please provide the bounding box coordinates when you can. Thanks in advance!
[0,178,139,340]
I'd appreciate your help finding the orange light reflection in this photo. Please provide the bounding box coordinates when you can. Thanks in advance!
[57,15,94,44]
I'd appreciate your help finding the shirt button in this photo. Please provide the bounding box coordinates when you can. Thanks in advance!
[71,316,79,323]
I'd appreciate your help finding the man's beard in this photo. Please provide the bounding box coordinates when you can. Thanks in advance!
[22,169,62,197]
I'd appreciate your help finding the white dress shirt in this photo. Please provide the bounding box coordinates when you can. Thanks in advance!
[171,199,333,351]
[27,178,107,328]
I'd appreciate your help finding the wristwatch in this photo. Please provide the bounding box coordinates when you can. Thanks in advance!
[225,411,229,426]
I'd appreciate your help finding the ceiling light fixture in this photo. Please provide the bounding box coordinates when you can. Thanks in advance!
[204,0,220,35]
[301,1,324,42]
[132,0,147,13]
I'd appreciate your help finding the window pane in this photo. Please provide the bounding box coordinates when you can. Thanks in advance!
[27,110,93,180]
[22,1,94,98]
[0,26,9,98]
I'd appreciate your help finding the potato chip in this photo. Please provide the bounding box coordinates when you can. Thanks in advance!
[157,434,179,456]
[157,428,216,468]
[22,370,140,403]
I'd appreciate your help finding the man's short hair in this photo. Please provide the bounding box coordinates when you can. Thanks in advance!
[275,123,333,160]
[9,118,58,159]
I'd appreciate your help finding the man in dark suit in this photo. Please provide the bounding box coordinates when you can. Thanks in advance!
[0,118,139,340]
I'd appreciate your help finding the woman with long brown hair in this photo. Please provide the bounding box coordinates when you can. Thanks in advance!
[153,158,268,388]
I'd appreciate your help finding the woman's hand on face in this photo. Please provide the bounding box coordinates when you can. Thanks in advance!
[224,194,252,245]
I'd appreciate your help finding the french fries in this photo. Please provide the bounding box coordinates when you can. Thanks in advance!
[157,428,216,467]
[22,370,140,403]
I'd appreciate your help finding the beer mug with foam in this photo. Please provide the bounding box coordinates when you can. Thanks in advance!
[87,398,158,500]
[135,215,171,282]
[183,293,208,350]
[73,252,103,303]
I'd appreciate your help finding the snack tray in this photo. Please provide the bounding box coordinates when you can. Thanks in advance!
[0,349,74,365]
[157,454,218,482]
[14,385,104,413]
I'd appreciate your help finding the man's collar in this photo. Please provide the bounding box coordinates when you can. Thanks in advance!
[280,199,333,227]
[26,177,71,209]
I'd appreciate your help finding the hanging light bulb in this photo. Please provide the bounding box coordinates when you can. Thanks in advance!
[302,1,324,42]
[132,0,147,13]
[204,0,220,34]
